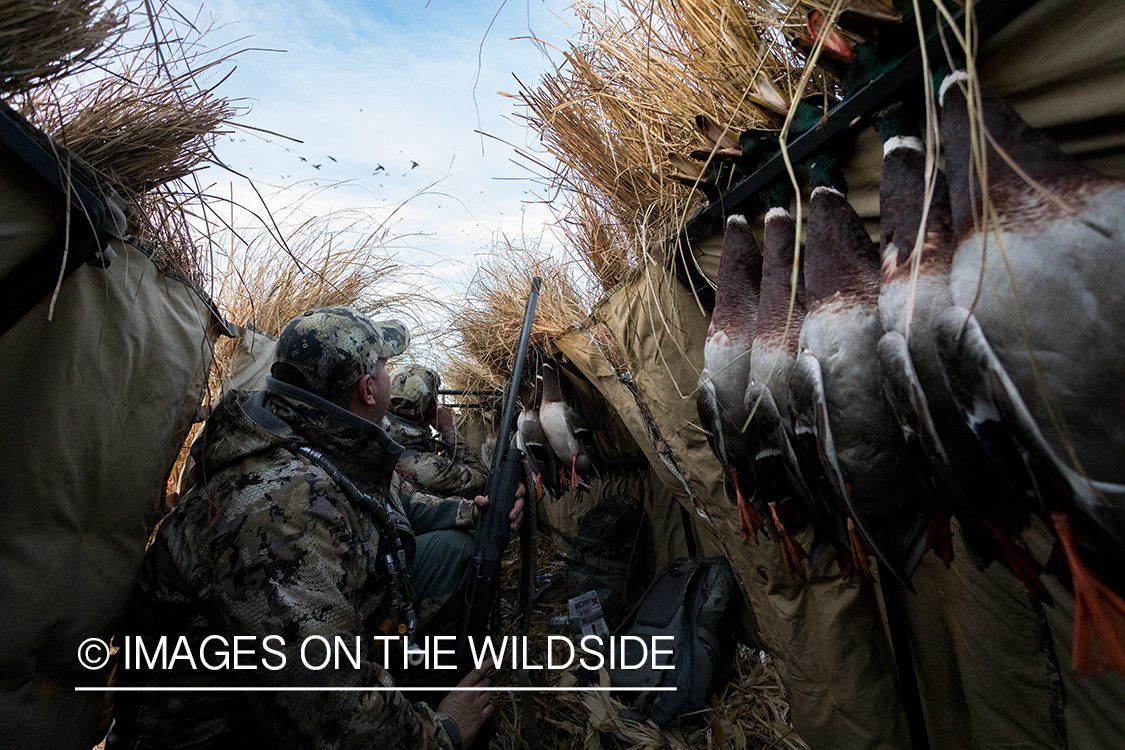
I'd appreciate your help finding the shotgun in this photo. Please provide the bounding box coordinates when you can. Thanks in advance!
[459,277,541,661]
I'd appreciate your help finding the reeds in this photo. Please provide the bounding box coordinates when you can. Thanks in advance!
[209,207,412,389]
[0,0,125,97]
[518,0,836,289]
[13,1,246,284]
[449,238,596,384]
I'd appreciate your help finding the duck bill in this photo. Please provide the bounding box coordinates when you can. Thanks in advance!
[808,10,857,61]
[748,73,791,116]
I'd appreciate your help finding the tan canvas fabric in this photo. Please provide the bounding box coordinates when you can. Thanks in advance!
[902,528,1065,750]
[587,266,916,745]
[1017,518,1125,750]
[223,325,279,395]
[536,338,694,578]
[0,239,221,749]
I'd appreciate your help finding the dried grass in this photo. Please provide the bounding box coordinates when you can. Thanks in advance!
[210,208,412,388]
[449,239,596,384]
[518,0,836,290]
[0,0,125,97]
[14,1,247,285]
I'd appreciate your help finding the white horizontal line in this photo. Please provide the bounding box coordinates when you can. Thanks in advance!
[75,686,676,693]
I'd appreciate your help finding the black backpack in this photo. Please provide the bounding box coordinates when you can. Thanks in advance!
[604,557,738,725]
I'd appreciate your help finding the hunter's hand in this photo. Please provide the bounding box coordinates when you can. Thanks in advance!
[429,404,455,433]
[472,482,526,534]
[437,659,494,748]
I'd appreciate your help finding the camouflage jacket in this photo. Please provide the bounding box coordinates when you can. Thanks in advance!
[384,414,489,534]
[109,384,455,750]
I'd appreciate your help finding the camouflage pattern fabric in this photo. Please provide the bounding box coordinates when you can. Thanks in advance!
[384,414,489,522]
[274,307,410,397]
[107,388,455,750]
[389,365,441,422]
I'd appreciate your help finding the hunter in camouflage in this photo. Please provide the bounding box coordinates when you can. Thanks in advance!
[108,307,493,749]
[382,364,491,641]
[385,364,489,529]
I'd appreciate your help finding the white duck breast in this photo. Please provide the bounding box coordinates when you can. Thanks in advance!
[538,400,587,469]
[948,190,1125,482]
[941,70,1125,484]
[538,362,591,474]
[800,300,908,515]
[751,206,804,424]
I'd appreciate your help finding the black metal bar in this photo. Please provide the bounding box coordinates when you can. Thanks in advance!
[880,576,931,750]
[672,0,1037,309]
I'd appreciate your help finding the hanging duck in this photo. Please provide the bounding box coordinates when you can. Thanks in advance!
[870,99,1042,588]
[697,212,764,541]
[935,69,1125,674]
[741,179,839,575]
[517,371,560,500]
[539,359,598,491]
[788,148,931,591]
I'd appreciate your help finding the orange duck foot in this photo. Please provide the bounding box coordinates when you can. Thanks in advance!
[926,504,955,569]
[848,517,873,577]
[769,501,808,578]
[570,456,579,489]
[983,520,1049,602]
[535,472,543,499]
[1051,511,1125,677]
[735,485,762,543]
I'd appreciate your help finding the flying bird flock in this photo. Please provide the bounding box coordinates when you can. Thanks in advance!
[692,70,1125,678]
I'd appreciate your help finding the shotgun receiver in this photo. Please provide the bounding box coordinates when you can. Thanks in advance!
[459,277,541,660]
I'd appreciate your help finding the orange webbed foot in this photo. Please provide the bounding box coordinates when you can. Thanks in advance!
[769,502,807,578]
[848,517,872,577]
[1052,511,1125,677]
[735,484,763,543]
[983,521,1049,602]
[926,503,954,569]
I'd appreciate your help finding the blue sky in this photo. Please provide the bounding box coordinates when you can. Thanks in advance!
[194,0,580,309]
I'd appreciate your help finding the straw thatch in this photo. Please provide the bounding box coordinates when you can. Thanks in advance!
[0,0,125,97]
[13,1,247,285]
[448,239,596,386]
[519,0,838,285]
[211,209,412,387]
[24,54,238,196]
[163,207,413,503]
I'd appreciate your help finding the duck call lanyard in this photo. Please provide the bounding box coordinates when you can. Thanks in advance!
[288,442,418,642]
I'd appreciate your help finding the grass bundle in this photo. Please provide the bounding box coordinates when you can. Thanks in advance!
[14,1,247,284]
[519,0,836,286]
[20,10,240,196]
[448,238,595,385]
[0,0,125,97]
[211,208,411,375]
[165,205,413,501]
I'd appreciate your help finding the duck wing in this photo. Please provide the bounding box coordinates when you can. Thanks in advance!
[791,349,922,592]
[745,380,842,569]
[935,305,1125,675]
[934,307,1125,556]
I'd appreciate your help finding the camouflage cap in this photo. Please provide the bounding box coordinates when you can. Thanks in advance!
[272,307,410,397]
[389,365,440,422]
